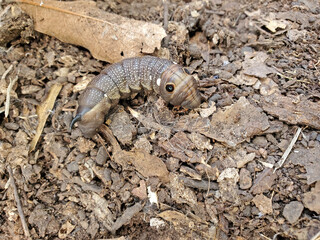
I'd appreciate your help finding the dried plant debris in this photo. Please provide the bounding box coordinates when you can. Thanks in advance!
[288,142,320,185]
[303,181,320,214]
[175,97,270,147]
[0,5,33,46]
[252,194,273,215]
[29,83,62,152]
[109,111,137,145]
[262,93,320,130]
[18,0,166,63]
[242,52,276,79]
[209,97,270,147]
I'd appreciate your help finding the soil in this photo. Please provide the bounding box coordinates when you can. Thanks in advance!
[0,0,320,239]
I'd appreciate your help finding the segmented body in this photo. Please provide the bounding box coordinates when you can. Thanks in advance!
[71,56,201,137]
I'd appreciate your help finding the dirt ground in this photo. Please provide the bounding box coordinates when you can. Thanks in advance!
[0,0,320,239]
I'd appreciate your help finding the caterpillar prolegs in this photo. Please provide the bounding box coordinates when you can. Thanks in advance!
[71,56,202,137]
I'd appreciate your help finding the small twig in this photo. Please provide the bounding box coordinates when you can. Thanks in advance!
[1,64,13,81]
[162,0,169,47]
[5,76,18,118]
[310,230,320,240]
[98,124,121,152]
[274,127,302,172]
[7,166,31,239]
[179,176,218,190]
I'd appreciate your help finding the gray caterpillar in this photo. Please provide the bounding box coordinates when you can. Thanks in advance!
[71,56,202,137]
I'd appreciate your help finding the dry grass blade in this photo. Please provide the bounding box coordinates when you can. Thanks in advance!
[5,76,18,118]
[274,127,302,172]
[17,0,166,63]
[29,83,62,152]
[7,166,31,239]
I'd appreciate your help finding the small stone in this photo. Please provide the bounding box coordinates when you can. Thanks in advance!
[4,122,19,130]
[309,131,318,141]
[266,134,278,145]
[239,168,252,189]
[66,161,79,173]
[96,146,108,165]
[283,201,304,224]
[252,136,268,148]
[278,139,289,152]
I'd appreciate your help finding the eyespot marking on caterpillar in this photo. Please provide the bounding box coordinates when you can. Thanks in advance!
[165,83,175,93]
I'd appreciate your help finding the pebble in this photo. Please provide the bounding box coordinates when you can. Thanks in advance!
[239,168,252,189]
[283,201,304,224]
[96,146,108,165]
[4,122,19,130]
[252,136,268,148]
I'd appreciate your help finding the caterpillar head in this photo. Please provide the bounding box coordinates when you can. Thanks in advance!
[159,64,202,109]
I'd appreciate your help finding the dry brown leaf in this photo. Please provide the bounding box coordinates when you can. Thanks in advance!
[262,93,320,130]
[158,210,192,227]
[252,194,273,214]
[29,83,62,152]
[18,0,166,63]
[114,149,170,184]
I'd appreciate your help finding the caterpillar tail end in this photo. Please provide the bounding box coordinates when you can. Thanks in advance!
[70,114,82,130]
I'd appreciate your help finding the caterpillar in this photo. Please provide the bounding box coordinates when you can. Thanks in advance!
[71,56,202,137]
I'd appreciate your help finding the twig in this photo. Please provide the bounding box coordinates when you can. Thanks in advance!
[179,176,218,190]
[310,230,320,240]
[5,76,18,118]
[162,0,169,47]
[274,127,302,172]
[7,165,31,239]
[1,64,13,81]
[98,124,121,152]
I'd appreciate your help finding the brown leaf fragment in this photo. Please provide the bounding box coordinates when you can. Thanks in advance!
[252,194,273,214]
[176,98,269,147]
[250,168,277,195]
[18,0,166,63]
[243,52,276,78]
[158,210,193,227]
[132,180,147,200]
[169,173,197,206]
[109,111,137,145]
[159,132,195,162]
[29,83,62,152]
[261,93,320,129]
[114,149,170,183]
[303,181,320,214]
[210,97,270,147]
